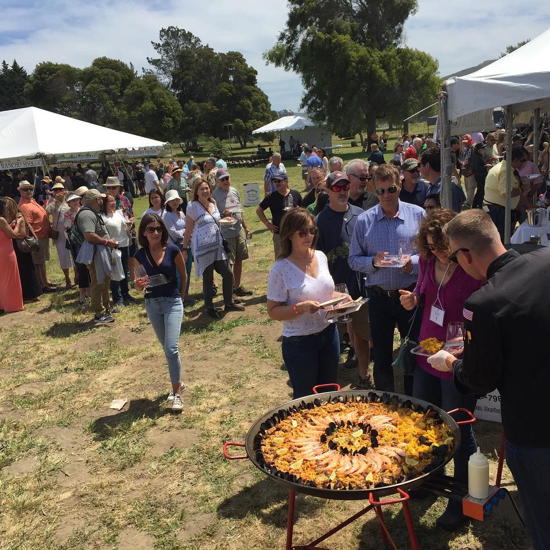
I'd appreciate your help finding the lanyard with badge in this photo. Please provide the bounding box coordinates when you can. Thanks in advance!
[429,263,450,327]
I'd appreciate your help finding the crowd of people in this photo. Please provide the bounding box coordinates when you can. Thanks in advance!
[1,128,549,546]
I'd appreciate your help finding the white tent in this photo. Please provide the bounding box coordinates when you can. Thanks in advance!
[252,114,332,150]
[439,28,550,241]
[0,106,166,161]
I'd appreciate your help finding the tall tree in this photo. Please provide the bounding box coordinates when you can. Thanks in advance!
[25,62,81,116]
[266,0,440,136]
[500,39,530,57]
[149,27,275,148]
[0,60,30,111]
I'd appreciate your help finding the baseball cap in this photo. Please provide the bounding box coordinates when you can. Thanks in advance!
[215,168,230,180]
[326,171,350,189]
[401,158,419,172]
[83,189,106,200]
[462,134,472,143]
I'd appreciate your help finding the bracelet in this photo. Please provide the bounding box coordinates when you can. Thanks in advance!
[292,304,300,316]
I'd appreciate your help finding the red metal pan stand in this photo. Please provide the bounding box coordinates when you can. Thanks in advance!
[285,487,419,550]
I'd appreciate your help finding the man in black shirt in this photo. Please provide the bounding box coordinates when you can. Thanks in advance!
[345,159,378,211]
[256,174,302,258]
[428,209,550,549]
[316,171,372,387]
[398,158,429,207]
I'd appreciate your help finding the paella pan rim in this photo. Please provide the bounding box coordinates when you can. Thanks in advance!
[244,390,462,500]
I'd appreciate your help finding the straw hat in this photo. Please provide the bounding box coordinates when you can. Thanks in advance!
[54,176,65,184]
[42,176,52,184]
[51,182,65,190]
[18,180,34,190]
[74,186,89,197]
[104,176,122,187]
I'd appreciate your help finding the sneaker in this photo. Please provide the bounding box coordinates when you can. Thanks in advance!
[234,286,253,296]
[167,392,175,401]
[171,394,183,411]
[94,314,115,325]
[224,303,245,312]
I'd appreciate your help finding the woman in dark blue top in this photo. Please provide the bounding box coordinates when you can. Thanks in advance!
[130,213,187,411]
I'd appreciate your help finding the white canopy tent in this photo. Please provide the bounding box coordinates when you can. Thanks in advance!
[439,28,550,242]
[252,114,332,151]
[0,106,166,161]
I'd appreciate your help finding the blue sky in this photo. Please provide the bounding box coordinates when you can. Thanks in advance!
[1,0,549,112]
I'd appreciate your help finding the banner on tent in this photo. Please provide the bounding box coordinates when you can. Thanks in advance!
[125,148,163,158]
[0,158,43,170]
[55,154,99,163]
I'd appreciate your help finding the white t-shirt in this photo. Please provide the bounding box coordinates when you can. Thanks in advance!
[101,210,129,247]
[144,169,159,193]
[142,207,164,218]
[267,250,334,337]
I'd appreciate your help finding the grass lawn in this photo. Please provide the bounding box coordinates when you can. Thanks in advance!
[0,161,529,549]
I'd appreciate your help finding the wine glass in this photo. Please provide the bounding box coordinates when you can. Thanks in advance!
[133,264,149,288]
[445,322,464,355]
[397,237,412,267]
[333,283,352,323]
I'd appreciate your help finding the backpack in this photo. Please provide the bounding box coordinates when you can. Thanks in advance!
[66,206,105,258]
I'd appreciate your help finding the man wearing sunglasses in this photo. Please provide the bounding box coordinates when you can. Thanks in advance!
[427,209,550,550]
[316,171,372,388]
[349,165,425,394]
[399,158,429,208]
[345,159,378,211]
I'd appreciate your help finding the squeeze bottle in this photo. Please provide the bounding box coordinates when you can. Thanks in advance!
[468,446,489,499]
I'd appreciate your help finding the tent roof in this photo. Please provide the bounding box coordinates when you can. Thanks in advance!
[0,107,166,161]
[252,114,320,134]
[446,28,550,124]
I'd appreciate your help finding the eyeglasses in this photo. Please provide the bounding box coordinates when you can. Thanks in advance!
[296,227,318,238]
[375,185,398,196]
[329,183,350,193]
[146,225,163,234]
[448,247,470,263]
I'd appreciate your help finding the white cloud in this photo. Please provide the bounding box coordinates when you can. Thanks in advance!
[1,1,549,112]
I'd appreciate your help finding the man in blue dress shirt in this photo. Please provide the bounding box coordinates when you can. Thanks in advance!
[349,164,425,393]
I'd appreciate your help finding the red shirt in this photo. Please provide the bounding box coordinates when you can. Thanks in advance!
[19,197,50,238]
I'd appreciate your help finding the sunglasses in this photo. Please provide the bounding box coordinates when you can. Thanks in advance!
[296,227,318,238]
[375,185,398,196]
[448,247,470,263]
[20,188,33,192]
[330,183,350,192]
[407,168,420,174]
[351,175,370,181]
[146,225,163,234]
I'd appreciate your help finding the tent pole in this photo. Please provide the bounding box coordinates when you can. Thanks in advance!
[504,107,513,245]
[439,87,452,209]
[533,108,541,166]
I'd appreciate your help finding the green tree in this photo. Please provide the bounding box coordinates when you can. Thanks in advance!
[122,74,183,141]
[149,27,275,148]
[500,39,530,57]
[0,60,30,111]
[24,62,81,116]
[265,0,440,136]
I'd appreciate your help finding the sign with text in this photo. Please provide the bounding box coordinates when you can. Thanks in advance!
[474,390,502,423]
[243,183,260,206]
[0,158,42,170]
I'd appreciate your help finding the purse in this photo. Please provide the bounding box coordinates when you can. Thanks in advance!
[16,220,40,253]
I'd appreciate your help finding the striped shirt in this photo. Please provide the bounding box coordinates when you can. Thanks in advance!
[348,200,426,290]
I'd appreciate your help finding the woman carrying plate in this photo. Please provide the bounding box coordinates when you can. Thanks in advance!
[267,208,351,398]
[399,209,482,530]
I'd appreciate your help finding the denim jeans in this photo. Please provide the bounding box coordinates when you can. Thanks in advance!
[413,366,477,484]
[145,296,184,384]
[110,245,130,303]
[282,324,340,398]
[202,259,233,307]
[505,440,550,550]
[367,289,420,394]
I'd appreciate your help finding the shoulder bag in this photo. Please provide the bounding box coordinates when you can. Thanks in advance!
[16,219,40,254]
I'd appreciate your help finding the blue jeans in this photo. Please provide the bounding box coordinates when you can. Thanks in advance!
[505,440,550,550]
[110,245,130,303]
[282,324,340,398]
[145,296,184,384]
[413,366,477,484]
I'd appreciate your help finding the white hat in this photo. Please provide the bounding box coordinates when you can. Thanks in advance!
[66,194,81,203]
[164,189,182,204]
[74,186,89,197]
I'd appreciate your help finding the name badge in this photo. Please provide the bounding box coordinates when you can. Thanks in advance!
[430,305,445,327]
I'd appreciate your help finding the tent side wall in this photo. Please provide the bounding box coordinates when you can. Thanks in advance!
[279,127,332,150]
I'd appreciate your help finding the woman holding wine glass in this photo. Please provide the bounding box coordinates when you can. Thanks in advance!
[399,209,482,529]
[130,214,187,411]
[267,208,350,398]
